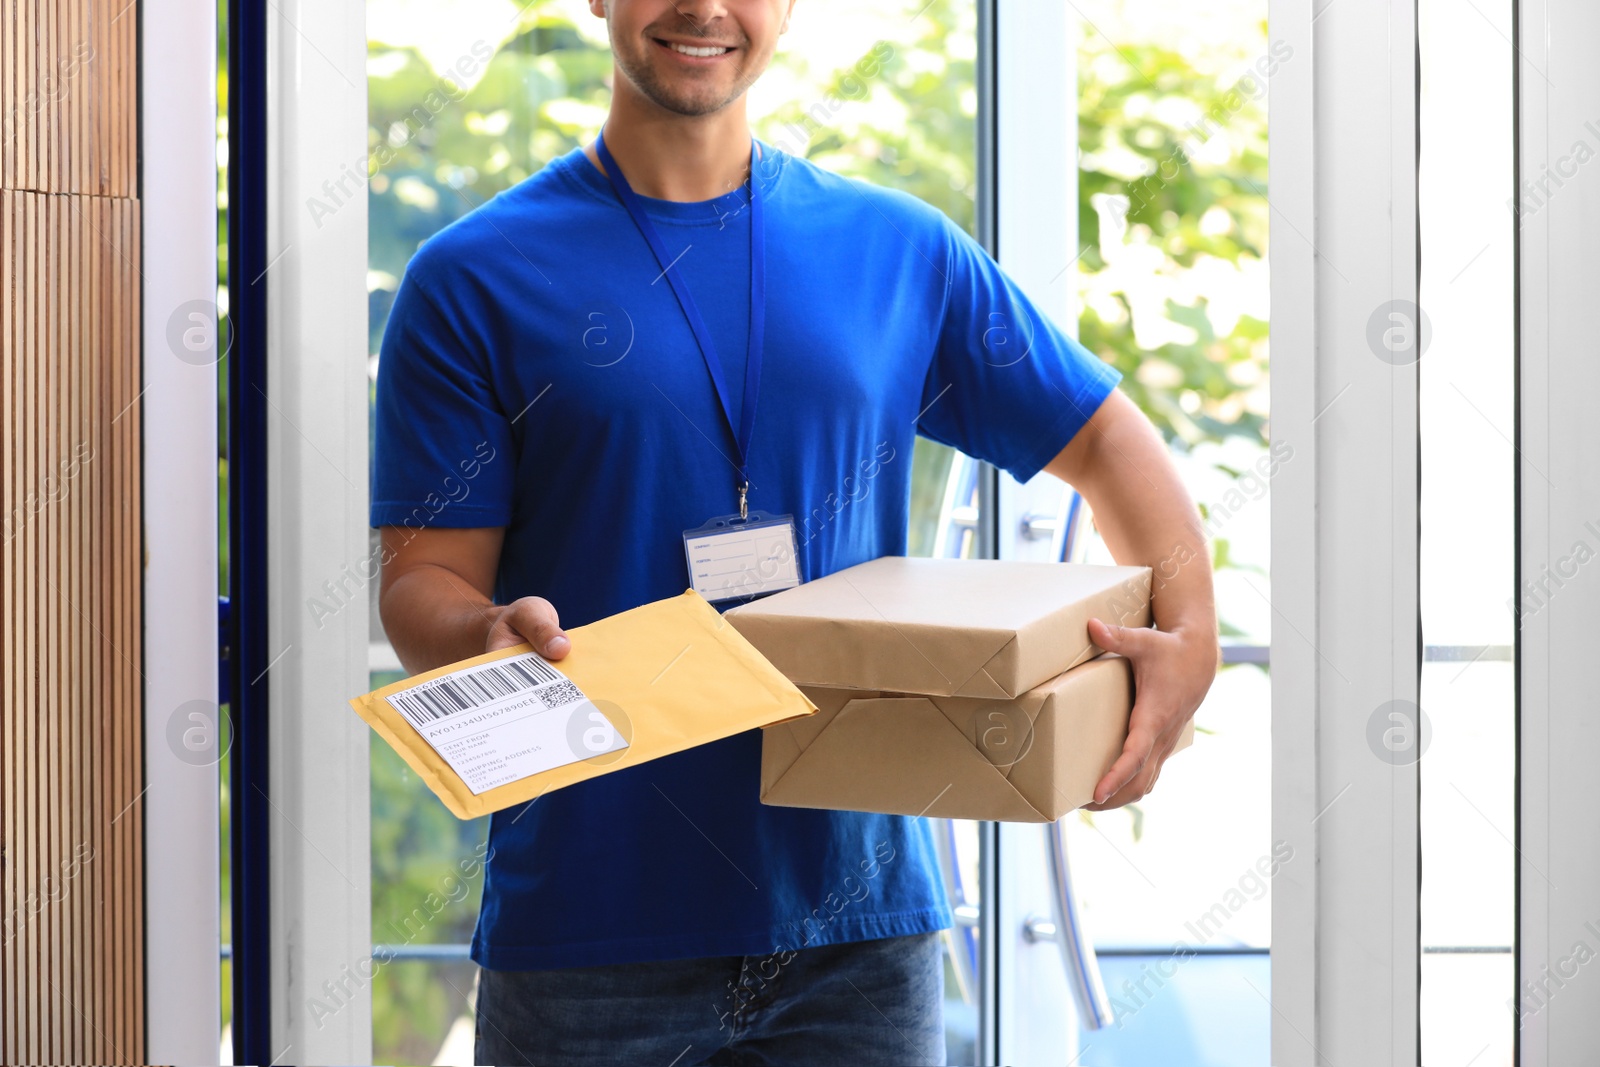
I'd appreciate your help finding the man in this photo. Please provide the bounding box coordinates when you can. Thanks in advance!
[373,0,1219,1063]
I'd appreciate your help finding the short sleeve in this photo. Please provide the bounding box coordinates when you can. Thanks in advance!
[916,217,1122,483]
[370,262,516,530]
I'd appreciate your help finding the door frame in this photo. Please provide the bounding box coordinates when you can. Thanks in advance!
[1269,0,1423,1062]
[227,0,373,1061]
[214,0,1454,1061]
[142,0,224,1060]
[985,1,1096,1064]
[261,0,373,1061]
[1514,0,1600,1058]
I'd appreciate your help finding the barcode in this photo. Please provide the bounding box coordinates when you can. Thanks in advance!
[388,655,564,729]
[532,679,584,710]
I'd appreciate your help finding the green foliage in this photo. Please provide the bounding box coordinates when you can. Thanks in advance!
[751,8,978,233]
[1076,30,1270,451]
[908,436,957,558]
[365,672,490,1063]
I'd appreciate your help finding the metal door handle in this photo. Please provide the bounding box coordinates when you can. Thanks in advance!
[1042,819,1115,1029]
[1019,512,1059,540]
[932,818,980,1005]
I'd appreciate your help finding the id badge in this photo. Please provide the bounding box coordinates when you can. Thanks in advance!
[682,510,802,604]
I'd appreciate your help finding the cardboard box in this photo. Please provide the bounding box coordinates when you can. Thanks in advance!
[724,556,1154,699]
[760,655,1196,822]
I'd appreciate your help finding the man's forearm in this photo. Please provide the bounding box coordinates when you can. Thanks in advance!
[1047,390,1218,642]
[1046,389,1219,807]
[381,563,504,675]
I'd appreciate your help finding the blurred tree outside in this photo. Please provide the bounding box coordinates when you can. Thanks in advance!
[1077,32,1270,450]
[1075,21,1273,638]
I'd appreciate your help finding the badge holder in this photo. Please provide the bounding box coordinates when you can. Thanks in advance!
[683,510,803,605]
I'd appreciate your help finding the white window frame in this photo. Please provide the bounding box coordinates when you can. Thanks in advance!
[263,1,372,1062]
[988,2,1094,1065]
[1269,0,1422,1063]
[146,3,372,1061]
[1515,0,1600,1059]
[142,0,224,1060]
[227,1,1477,1063]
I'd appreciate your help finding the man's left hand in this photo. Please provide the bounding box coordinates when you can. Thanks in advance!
[1082,616,1219,810]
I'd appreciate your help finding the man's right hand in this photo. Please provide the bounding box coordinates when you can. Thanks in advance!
[485,597,571,659]
[379,525,572,675]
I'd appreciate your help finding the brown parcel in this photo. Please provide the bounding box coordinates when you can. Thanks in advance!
[760,654,1196,822]
[724,556,1154,700]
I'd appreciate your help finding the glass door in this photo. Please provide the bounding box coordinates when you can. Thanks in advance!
[354,2,1267,1061]
[986,1,1276,1063]
[224,0,1600,1059]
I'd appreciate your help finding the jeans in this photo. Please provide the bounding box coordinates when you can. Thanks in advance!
[473,931,947,1066]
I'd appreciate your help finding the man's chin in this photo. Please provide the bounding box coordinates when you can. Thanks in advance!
[662,97,735,117]
[642,85,740,117]
[616,56,747,117]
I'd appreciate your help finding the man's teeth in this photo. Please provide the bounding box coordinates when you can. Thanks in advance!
[671,42,730,57]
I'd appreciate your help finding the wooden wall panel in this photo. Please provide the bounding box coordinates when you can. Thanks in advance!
[2,0,143,1062]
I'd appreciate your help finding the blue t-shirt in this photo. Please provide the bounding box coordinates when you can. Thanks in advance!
[371,141,1122,970]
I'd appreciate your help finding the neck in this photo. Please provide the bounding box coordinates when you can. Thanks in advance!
[587,86,756,202]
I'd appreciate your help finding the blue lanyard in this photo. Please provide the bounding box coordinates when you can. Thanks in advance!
[594,128,766,519]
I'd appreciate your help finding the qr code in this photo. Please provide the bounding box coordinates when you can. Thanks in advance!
[532,680,584,710]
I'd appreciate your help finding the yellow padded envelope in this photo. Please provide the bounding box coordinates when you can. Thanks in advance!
[349,589,818,819]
